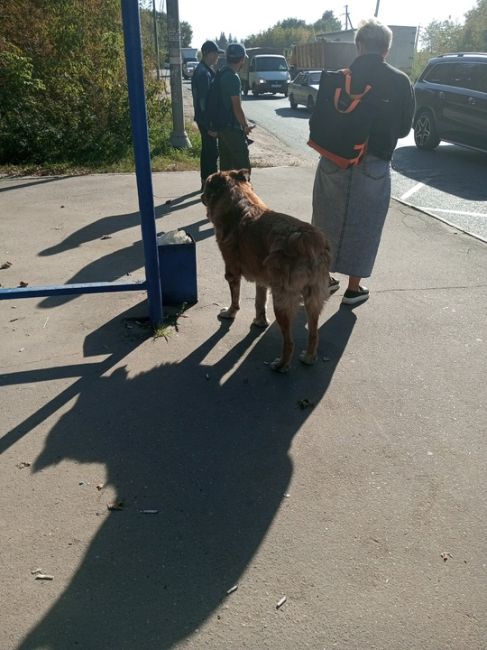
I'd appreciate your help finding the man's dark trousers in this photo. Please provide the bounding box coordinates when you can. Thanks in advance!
[198,123,218,186]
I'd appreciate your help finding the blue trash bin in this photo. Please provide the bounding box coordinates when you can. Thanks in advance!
[157,231,198,306]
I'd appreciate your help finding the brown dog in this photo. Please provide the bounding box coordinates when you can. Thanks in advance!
[202,170,331,372]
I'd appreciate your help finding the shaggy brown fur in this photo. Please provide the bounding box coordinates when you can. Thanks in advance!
[202,169,331,372]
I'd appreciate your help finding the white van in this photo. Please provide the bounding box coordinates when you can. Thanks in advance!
[240,50,290,97]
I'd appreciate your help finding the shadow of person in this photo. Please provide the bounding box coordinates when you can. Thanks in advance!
[37,216,213,310]
[39,191,202,257]
[275,106,311,120]
[18,306,356,650]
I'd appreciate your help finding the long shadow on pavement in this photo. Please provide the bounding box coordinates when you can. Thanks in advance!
[0,176,77,194]
[17,305,356,649]
[39,190,202,257]
[35,194,212,309]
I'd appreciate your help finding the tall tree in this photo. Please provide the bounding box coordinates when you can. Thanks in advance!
[180,21,192,47]
[216,32,228,49]
[313,11,342,35]
[419,19,463,53]
[245,13,341,49]
[280,18,307,29]
[459,0,487,50]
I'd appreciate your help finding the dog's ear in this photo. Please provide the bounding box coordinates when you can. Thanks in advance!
[232,169,251,184]
[204,172,229,198]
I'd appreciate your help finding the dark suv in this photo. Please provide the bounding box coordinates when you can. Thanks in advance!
[413,52,487,153]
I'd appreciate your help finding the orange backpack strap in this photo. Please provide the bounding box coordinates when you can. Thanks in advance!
[334,69,372,113]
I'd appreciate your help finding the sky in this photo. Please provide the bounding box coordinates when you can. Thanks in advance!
[175,0,478,49]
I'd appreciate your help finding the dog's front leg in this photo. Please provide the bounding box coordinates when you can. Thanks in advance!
[219,268,241,320]
[253,285,269,328]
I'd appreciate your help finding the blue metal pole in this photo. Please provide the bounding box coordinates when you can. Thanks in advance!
[121,0,163,327]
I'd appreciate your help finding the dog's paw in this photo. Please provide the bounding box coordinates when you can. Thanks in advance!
[218,308,238,320]
[270,358,290,373]
[252,316,270,329]
[299,351,317,366]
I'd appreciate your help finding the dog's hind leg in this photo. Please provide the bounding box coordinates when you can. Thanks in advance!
[219,268,241,320]
[270,291,299,373]
[252,285,269,328]
[299,285,325,366]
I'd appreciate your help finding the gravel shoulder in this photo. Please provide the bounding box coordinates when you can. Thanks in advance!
[182,82,304,168]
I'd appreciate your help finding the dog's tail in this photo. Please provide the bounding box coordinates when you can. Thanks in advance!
[286,229,330,266]
[265,227,331,293]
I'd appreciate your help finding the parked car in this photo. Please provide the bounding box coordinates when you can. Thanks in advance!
[183,59,198,80]
[413,52,487,153]
[288,70,322,111]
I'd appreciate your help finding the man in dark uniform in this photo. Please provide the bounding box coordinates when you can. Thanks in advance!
[191,40,222,189]
[218,43,254,172]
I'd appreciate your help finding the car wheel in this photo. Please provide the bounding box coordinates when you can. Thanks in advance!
[307,95,315,111]
[289,94,297,109]
[252,84,260,97]
[414,110,440,150]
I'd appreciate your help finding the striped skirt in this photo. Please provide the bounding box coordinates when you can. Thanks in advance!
[312,154,391,278]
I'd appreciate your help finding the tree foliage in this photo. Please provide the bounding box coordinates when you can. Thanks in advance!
[313,11,342,35]
[0,0,177,165]
[460,0,487,50]
[180,22,193,48]
[411,0,487,80]
[419,20,463,53]
[245,12,342,49]
[216,32,229,49]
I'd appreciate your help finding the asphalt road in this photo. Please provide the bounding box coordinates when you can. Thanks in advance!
[243,94,487,241]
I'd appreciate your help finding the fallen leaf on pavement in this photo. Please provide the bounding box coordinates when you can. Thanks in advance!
[297,398,314,410]
[107,501,124,511]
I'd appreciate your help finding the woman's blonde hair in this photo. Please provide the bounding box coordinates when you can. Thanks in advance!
[355,18,392,54]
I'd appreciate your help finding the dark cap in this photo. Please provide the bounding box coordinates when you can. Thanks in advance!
[226,43,247,61]
[201,40,222,55]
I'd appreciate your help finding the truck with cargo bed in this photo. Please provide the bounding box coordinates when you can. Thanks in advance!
[289,26,417,76]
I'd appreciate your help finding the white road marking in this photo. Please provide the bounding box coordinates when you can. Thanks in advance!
[400,182,425,201]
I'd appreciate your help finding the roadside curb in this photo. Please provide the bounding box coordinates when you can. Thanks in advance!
[393,196,487,244]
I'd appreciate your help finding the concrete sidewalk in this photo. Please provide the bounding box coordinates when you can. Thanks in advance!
[1,167,486,650]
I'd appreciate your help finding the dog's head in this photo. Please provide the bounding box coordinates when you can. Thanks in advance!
[201,169,251,212]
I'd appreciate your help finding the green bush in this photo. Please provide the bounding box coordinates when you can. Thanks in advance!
[0,0,187,168]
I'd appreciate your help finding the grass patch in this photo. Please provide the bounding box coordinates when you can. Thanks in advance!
[0,123,201,177]
[153,302,189,340]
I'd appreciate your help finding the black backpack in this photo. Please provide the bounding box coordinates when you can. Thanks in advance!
[205,68,234,131]
[308,69,376,169]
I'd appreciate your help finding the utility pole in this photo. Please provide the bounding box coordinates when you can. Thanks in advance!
[344,5,354,31]
[374,0,380,18]
[166,0,191,148]
[152,0,160,81]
